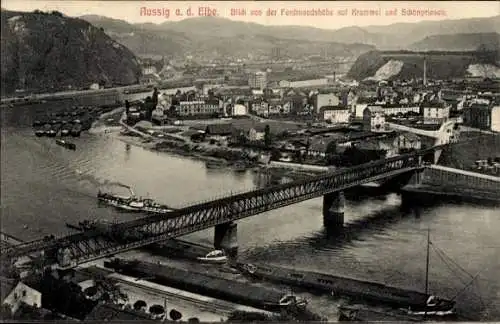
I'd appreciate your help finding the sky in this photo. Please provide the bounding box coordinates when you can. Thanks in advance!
[2,1,499,29]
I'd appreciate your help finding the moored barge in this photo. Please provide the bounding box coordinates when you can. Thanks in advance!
[103,258,307,312]
[236,262,455,316]
[55,139,76,150]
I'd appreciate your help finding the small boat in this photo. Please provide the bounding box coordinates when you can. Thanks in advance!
[196,250,228,264]
[55,139,76,150]
[40,123,51,136]
[47,123,61,137]
[71,123,82,137]
[32,120,43,127]
[34,126,45,137]
[205,160,228,169]
[278,294,308,309]
[60,122,72,136]
[232,161,247,172]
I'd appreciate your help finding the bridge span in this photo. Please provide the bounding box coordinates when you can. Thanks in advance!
[1,148,442,269]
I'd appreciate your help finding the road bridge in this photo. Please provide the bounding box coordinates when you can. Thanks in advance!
[1,147,442,269]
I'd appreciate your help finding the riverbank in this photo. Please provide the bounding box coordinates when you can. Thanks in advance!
[110,118,325,180]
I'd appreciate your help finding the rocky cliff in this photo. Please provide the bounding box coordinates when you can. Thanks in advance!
[1,10,142,95]
[347,50,500,81]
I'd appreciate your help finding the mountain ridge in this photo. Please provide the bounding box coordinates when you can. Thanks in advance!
[81,14,500,51]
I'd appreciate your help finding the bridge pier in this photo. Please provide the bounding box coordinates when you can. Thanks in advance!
[323,191,345,229]
[214,222,238,257]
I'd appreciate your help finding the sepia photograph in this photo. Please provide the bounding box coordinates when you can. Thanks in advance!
[0,0,499,322]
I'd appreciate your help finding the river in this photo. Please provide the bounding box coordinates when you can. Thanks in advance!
[1,103,499,320]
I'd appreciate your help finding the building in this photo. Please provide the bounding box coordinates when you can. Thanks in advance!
[142,66,157,75]
[248,72,267,90]
[493,105,500,132]
[423,102,450,124]
[322,106,350,124]
[362,106,386,132]
[248,126,266,141]
[289,78,328,88]
[176,100,222,117]
[314,93,340,114]
[205,123,234,141]
[355,138,397,158]
[231,104,247,116]
[355,103,369,118]
[463,103,500,131]
[382,105,420,116]
[394,132,422,153]
[307,140,328,158]
[2,282,42,315]
[251,100,269,116]
[139,74,161,85]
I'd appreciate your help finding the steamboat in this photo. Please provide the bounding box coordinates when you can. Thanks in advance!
[97,186,173,214]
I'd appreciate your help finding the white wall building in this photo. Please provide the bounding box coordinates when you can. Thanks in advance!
[491,105,500,132]
[232,104,247,116]
[315,93,340,114]
[3,282,42,315]
[383,106,420,116]
[248,72,267,89]
[363,106,386,132]
[323,107,350,124]
[423,103,451,124]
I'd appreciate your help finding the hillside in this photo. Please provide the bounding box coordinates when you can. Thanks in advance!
[347,50,500,81]
[409,33,500,51]
[362,15,500,49]
[1,10,142,95]
[81,15,500,52]
[80,15,374,59]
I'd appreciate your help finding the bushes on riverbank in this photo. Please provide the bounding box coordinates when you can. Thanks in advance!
[154,140,256,162]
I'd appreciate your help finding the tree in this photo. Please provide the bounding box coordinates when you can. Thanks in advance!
[0,304,12,320]
[94,275,128,305]
[264,125,272,147]
[270,149,281,161]
[326,141,337,155]
[169,309,182,321]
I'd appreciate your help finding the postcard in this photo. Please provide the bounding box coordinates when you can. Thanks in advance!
[1,1,499,322]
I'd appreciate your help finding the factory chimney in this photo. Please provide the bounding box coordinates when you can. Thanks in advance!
[423,57,427,86]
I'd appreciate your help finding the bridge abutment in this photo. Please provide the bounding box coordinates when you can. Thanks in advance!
[214,222,238,257]
[323,191,345,229]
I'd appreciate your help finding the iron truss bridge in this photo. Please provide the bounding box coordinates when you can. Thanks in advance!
[1,147,439,268]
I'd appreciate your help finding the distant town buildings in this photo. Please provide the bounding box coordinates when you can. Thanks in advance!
[248,71,267,90]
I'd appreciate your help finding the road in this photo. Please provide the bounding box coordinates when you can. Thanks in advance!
[1,84,147,104]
